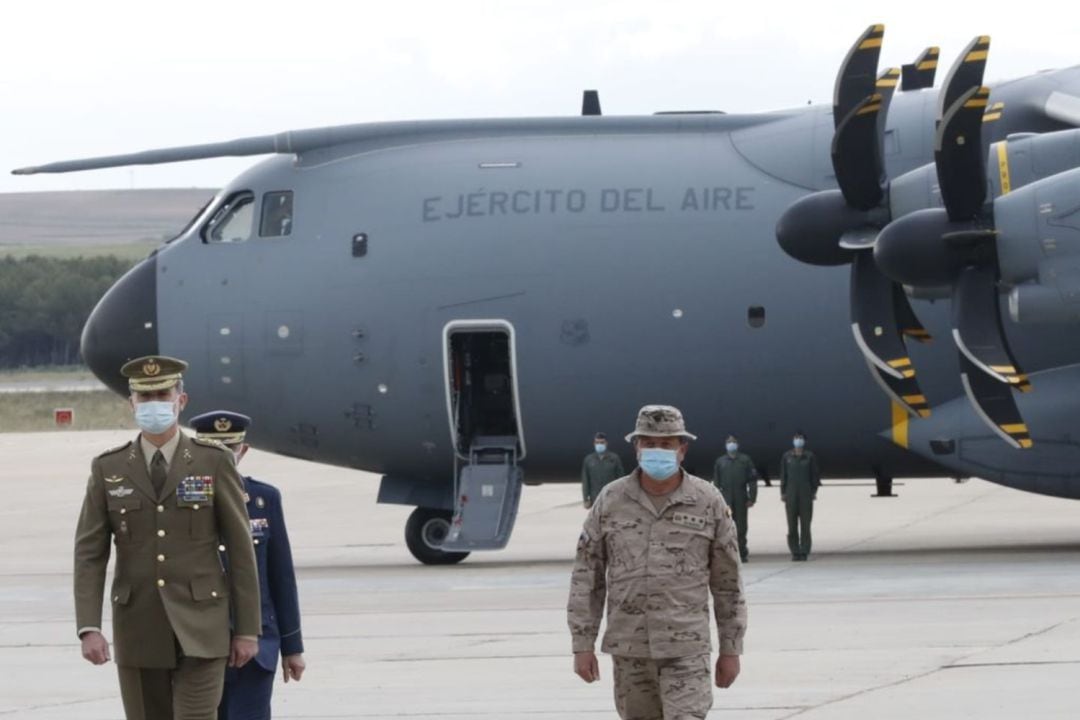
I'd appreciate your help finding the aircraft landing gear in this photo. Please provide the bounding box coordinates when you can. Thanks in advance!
[405,507,470,565]
[872,468,896,498]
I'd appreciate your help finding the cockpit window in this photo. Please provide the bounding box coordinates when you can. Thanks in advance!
[260,191,293,237]
[202,191,255,243]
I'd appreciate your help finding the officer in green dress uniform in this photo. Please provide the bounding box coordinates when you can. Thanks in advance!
[74,356,261,720]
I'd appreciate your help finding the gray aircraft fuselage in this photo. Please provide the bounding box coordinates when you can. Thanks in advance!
[74,67,1080,514]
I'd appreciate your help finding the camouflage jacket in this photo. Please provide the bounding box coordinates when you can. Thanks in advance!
[567,469,747,658]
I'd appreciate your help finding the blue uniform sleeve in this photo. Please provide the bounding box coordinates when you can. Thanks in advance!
[267,485,304,657]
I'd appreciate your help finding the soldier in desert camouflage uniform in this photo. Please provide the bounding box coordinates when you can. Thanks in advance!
[567,405,747,720]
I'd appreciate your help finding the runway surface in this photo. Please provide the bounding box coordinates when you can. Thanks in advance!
[1,430,1078,718]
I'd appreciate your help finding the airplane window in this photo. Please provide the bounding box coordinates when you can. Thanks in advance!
[748,306,766,328]
[259,191,294,237]
[202,191,255,243]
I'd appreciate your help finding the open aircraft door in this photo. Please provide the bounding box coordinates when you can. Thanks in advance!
[441,320,526,551]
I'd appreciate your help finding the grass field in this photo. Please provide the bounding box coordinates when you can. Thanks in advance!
[0,242,157,261]
[0,366,133,432]
[0,390,135,432]
[0,366,98,383]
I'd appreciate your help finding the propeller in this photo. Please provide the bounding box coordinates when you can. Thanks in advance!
[777,24,934,419]
[874,39,1037,448]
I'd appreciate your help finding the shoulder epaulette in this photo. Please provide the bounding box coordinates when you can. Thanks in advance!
[191,436,229,451]
[96,440,133,459]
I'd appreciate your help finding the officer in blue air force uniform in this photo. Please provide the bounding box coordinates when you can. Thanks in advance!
[189,411,306,720]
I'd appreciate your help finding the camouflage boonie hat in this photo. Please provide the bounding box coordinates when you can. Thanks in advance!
[624,404,698,442]
[120,355,188,392]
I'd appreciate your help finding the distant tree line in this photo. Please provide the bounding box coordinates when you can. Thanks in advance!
[0,255,134,367]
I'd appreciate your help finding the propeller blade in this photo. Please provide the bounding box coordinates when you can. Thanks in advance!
[866,360,932,419]
[951,264,1032,390]
[582,90,601,116]
[851,252,922,380]
[935,86,990,221]
[894,285,932,343]
[832,94,886,210]
[939,36,990,119]
[875,67,901,165]
[959,353,1033,448]
[901,46,939,90]
[833,24,885,129]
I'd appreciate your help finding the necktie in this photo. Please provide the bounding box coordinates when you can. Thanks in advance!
[151,450,168,497]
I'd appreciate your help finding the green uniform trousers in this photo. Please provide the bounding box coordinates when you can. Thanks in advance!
[785,491,813,556]
[118,656,227,720]
[613,654,711,720]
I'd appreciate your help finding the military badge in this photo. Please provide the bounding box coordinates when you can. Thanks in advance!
[104,475,125,484]
[672,512,707,530]
[142,360,161,377]
[250,517,269,536]
[255,496,265,509]
[178,475,215,505]
[214,417,233,432]
[108,486,135,498]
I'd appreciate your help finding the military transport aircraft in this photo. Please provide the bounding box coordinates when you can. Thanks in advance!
[15,25,1080,563]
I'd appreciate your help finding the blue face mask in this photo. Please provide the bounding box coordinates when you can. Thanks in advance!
[793,438,805,449]
[726,442,738,454]
[135,401,178,435]
[594,443,607,454]
[639,448,679,480]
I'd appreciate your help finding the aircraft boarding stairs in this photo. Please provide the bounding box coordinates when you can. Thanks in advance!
[442,435,523,551]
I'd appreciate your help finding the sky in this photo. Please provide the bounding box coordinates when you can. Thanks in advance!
[3,0,1078,193]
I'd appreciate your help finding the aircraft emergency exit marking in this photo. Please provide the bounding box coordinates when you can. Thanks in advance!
[421,186,756,222]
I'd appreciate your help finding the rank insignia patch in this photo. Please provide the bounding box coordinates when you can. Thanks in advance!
[104,476,125,484]
[108,486,135,498]
[672,512,707,530]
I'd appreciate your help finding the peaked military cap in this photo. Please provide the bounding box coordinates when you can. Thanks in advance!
[190,410,250,445]
[120,355,188,392]
[625,404,698,442]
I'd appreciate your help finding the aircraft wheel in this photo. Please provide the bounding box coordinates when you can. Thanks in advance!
[405,507,470,565]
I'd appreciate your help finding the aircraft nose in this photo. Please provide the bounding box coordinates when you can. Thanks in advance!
[80,254,159,396]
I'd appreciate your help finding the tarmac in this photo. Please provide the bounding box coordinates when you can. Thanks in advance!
[2,429,1079,718]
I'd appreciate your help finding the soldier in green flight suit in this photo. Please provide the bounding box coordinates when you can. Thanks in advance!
[780,431,821,561]
[580,432,625,509]
[712,435,758,562]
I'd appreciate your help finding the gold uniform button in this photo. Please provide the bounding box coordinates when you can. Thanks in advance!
[157,505,164,512]
[157,554,165,562]
[113,595,119,602]
[253,539,260,545]
[120,508,127,515]
[193,504,200,511]
[157,529,166,538]
[218,544,226,552]
[211,591,218,598]
[156,579,165,588]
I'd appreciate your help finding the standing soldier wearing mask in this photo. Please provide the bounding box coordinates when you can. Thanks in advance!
[580,432,625,509]
[712,435,758,563]
[780,431,821,561]
[568,405,746,719]
[73,356,260,720]
[189,411,306,720]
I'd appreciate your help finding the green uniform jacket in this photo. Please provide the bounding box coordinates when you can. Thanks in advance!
[780,450,821,502]
[74,432,261,668]
[712,453,758,507]
[580,451,625,502]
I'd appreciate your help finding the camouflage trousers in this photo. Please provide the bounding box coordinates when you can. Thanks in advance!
[612,654,712,720]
